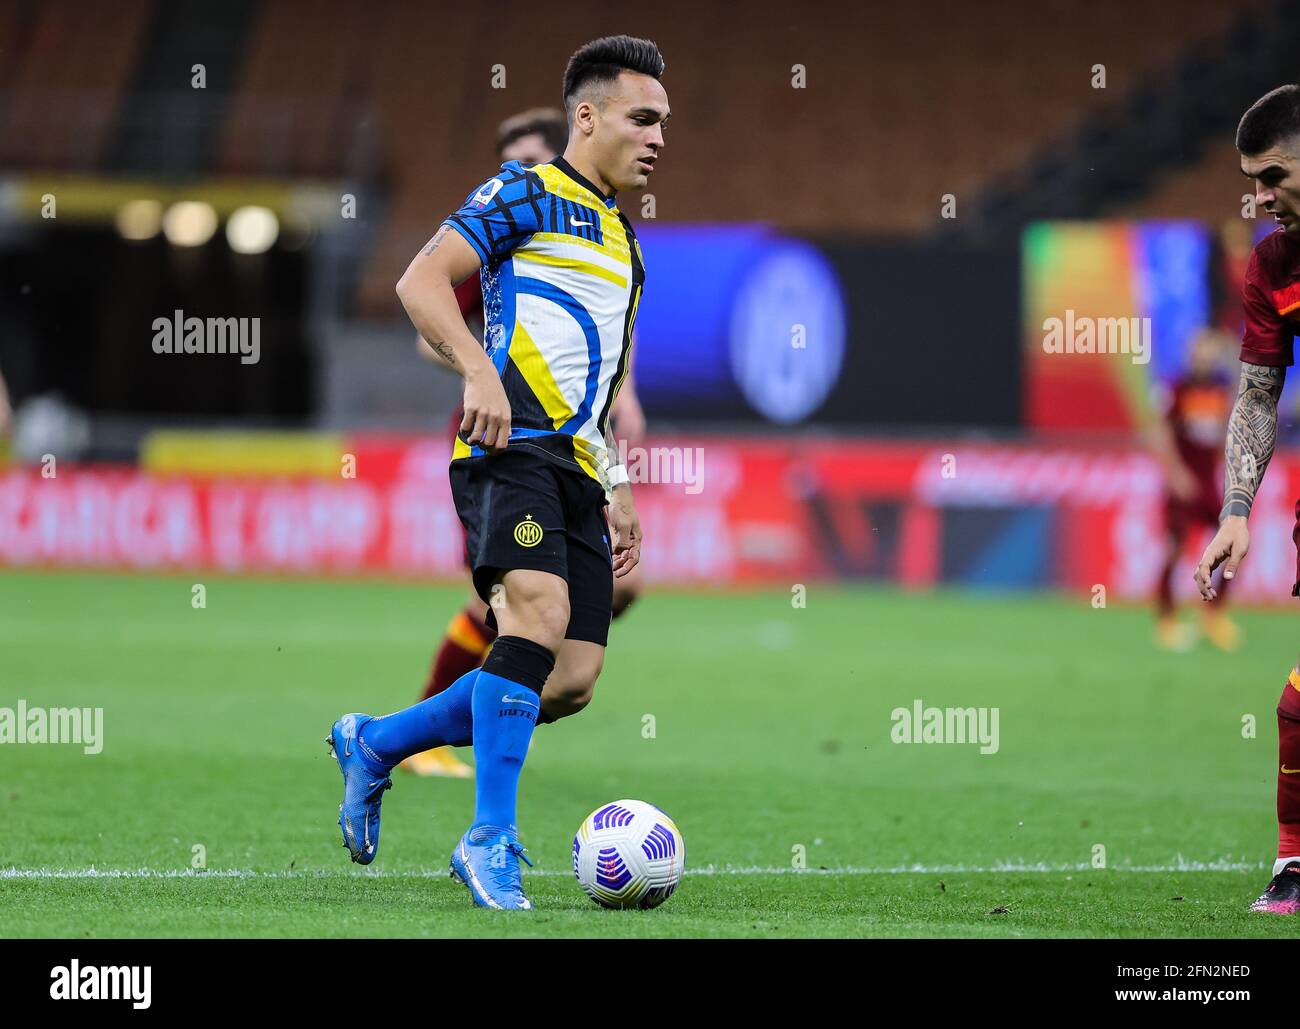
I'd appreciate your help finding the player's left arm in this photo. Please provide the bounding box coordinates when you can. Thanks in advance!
[605,422,641,576]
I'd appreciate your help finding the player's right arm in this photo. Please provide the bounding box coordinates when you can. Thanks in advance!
[396,225,511,450]
[1195,246,1293,600]
[1194,360,1287,598]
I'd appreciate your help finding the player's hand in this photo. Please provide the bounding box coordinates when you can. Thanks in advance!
[461,368,511,452]
[1194,515,1249,601]
[608,484,642,577]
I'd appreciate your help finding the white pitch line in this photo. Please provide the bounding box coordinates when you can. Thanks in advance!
[0,858,1267,880]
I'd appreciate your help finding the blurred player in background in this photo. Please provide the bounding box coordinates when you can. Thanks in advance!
[1151,328,1238,651]
[403,106,647,778]
[1195,84,1300,915]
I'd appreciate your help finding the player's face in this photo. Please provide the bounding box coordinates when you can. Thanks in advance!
[500,132,556,168]
[1242,141,1300,233]
[592,71,670,192]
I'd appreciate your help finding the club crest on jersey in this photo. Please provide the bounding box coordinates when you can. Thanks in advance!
[472,178,505,209]
[514,515,543,548]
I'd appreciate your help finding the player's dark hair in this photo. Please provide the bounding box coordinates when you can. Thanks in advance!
[562,35,664,114]
[496,108,568,159]
[1237,85,1300,154]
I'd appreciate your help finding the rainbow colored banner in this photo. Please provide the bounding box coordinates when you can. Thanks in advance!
[1023,221,1213,433]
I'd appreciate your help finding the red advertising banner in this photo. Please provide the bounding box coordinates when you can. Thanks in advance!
[2,435,1299,603]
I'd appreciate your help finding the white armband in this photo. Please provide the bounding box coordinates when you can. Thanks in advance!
[608,464,630,488]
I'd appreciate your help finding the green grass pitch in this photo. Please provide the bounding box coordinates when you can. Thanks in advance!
[1,570,1297,938]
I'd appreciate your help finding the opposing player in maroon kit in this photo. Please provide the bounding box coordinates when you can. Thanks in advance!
[1151,329,1237,651]
[1195,85,1300,914]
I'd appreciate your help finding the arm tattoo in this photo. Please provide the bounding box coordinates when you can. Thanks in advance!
[1221,361,1286,520]
[431,340,457,368]
[422,225,451,256]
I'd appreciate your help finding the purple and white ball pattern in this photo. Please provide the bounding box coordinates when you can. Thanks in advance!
[573,799,685,909]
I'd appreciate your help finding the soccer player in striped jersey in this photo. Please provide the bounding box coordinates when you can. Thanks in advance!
[328,36,668,910]
[1195,84,1300,915]
[404,106,647,779]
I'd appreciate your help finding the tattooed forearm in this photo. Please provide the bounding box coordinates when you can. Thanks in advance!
[1221,361,1286,520]
[422,225,451,256]
[431,340,457,368]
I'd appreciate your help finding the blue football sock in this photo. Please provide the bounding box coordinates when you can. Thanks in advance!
[357,669,479,767]
[470,636,554,835]
[470,671,540,835]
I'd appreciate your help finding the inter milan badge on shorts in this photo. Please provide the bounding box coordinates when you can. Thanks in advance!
[514,515,543,548]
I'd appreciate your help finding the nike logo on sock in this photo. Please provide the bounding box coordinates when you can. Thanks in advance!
[1283,765,1300,774]
[501,695,539,710]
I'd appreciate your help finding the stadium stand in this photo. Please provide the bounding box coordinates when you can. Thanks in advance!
[0,0,1265,309]
[0,1,155,170]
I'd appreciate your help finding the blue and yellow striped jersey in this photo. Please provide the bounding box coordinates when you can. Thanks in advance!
[443,156,644,488]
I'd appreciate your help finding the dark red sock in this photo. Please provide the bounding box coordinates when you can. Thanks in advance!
[420,607,496,701]
[1277,672,1300,859]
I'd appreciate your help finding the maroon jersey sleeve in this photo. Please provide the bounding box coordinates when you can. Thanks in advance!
[1240,245,1295,367]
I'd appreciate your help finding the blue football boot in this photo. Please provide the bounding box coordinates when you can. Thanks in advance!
[449,827,535,910]
[326,713,393,864]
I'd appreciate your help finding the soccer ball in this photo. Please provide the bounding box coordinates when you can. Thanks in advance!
[573,799,685,909]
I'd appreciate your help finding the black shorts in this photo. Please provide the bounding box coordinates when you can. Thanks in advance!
[449,446,613,646]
